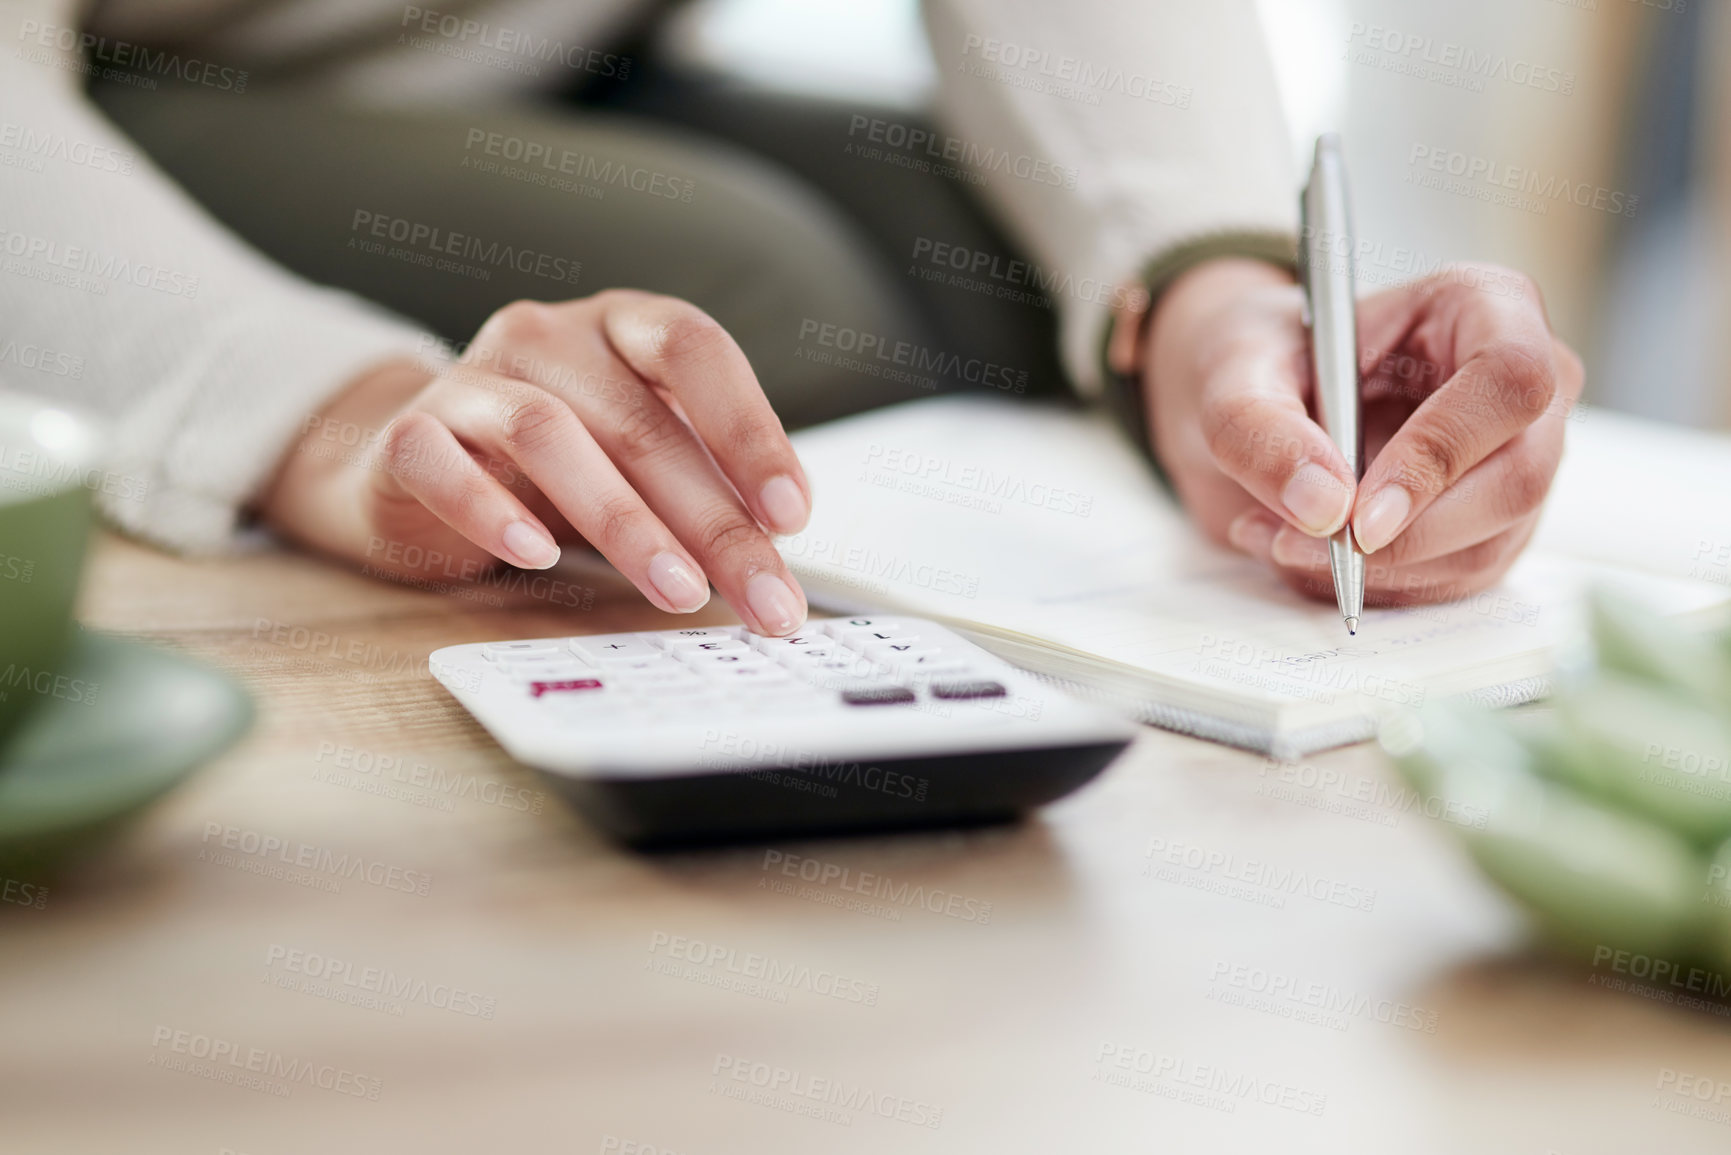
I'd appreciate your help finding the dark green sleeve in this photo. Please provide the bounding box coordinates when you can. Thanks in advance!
[1099,231,1298,490]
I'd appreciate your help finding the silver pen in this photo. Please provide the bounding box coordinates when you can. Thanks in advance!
[1298,134,1365,636]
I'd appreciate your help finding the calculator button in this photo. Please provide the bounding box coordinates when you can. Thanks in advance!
[732,694,802,715]
[719,664,795,685]
[905,670,979,697]
[931,680,1008,700]
[612,658,699,678]
[820,617,897,637]
[800,653,884,682]
[749,631,836,656]
[613,664,701,684]
[499,648,590,664]
[735,673,819,696]
[654,627,744,649]
[841,686,917,706]
[635,679,714,696]
[572,637,662,662]
[669,638,750,659]
[528,678,605,699]
[769,681,831,700]
[805,669,887,693]
[776,645,841,669]
[638,688,724,712]
[810,647,870,669]
[611,655,677,672]
[864,640,938,663]
[501,660,596,681]
[841,624,920,647]
[684,650,770,670]
[897,653,973,676]
[483,640,562,660]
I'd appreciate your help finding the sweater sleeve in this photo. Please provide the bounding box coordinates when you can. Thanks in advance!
[919,0,1299,398]
[0,0,432,553]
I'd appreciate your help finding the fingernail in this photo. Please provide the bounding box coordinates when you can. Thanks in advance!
[1282,462,1352,536]
[502,520,560,569]
[1227,511,1277,560]
[1272,527,1331,569]
[745,571,805,636]
[648,551,710,613]
[1355,486,1412,554]
[758,475,809,534]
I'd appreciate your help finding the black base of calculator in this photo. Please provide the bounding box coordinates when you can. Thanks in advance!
[539,740,1131,848]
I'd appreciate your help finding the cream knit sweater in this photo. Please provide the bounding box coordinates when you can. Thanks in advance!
[0,0,1293,551]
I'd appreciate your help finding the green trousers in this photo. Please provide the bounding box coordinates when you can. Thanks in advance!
[94,76,1069,431]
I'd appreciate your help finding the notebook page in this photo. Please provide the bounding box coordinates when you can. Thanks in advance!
[783,394,1199,616]
[784,396,1731,728]
[1006,553,1718,716]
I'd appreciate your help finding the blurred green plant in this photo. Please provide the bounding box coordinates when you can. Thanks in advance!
[1381,590,1731,966]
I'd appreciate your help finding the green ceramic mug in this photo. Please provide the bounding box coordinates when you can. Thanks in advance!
[0,391,101,743]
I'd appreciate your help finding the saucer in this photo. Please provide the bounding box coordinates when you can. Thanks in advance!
[0,630,252,873]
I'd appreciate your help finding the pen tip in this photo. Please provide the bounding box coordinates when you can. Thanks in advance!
[1344,616,1358,636]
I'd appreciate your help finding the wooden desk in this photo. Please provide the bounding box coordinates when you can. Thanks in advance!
[3,534,1730,1154]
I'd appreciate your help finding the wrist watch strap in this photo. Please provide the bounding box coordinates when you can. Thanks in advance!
[1100,231,1299,489]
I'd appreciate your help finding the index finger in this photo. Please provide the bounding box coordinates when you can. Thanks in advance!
[1198,359,1358,540]
[1351,272,1562,554]
[599,289,812,537]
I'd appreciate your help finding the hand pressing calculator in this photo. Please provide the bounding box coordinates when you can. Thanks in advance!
[429,616,1134,846]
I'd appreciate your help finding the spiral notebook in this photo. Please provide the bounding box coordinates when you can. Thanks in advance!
[780,396,1731,758]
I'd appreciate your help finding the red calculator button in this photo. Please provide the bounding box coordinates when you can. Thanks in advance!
[530,678,604,698]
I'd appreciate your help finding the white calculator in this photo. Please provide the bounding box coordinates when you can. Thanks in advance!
[429,616,1135,845]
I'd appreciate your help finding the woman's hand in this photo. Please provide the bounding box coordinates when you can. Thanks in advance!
[258,290,813,636]
[1137,257,1584,606]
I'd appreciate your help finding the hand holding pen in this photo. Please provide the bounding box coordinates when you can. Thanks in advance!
[1124,138,1586,614]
